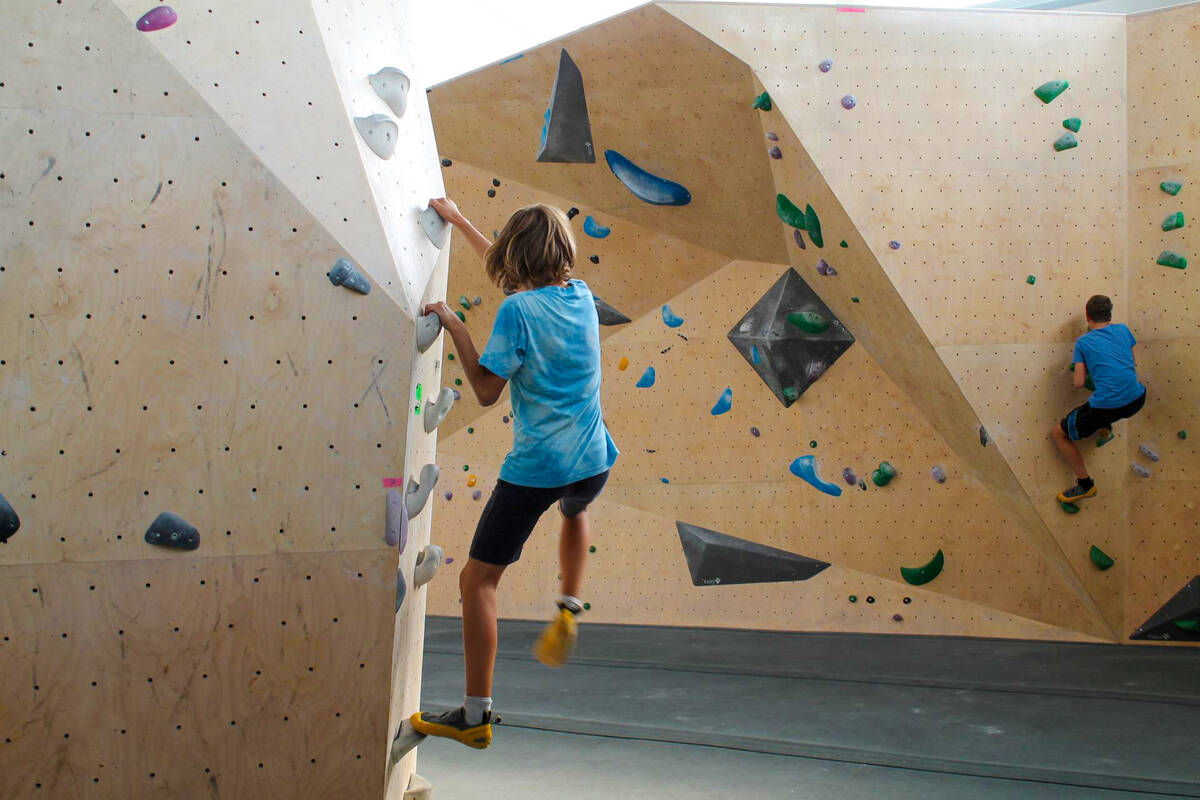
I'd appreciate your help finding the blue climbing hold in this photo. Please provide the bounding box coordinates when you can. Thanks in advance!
[583,216,611,238]
[711,388,732,416]
[751,345,761,364]
[789,456,843,497]
[604,150,691,206]
[636,367,656,388]
[662,305,684,328]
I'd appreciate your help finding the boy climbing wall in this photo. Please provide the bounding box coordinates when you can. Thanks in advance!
[1051,295,1146,503]
[411,197,619,749]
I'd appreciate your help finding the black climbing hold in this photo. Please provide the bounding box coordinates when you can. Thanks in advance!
[144,512,199,551]
[487,189,496,198]
[677,521,829,586]
[567,207,580,220]
[492,178,500,187]
[903,597,912,604]
[893,614,903,622]
[538,49,595,163]
[0,492,19,543]
[979,426,989,447]
[1130,576,1200,641]
[728,268,855,408]
[866,596,875,604]
[752,91,772,111]
[593,295,632,326]
[589,255,600,264]
[328,257,371,294]
[441,158,452,167]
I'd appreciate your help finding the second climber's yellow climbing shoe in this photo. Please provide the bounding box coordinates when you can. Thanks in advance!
[534,608,578,667]
[1057,483,1097,504]
[410,707,497,749]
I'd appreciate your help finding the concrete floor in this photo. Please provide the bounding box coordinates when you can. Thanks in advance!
[416,617,1200,799]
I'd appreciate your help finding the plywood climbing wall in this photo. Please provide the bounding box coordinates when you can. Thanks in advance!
[0,1,445,796]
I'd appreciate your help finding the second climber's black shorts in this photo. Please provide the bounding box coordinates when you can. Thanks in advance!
[1060,391,1146,441]
[468,470,610,566]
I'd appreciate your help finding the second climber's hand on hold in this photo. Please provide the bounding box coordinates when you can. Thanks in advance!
[429,197,465,227]
[423,301,461,329]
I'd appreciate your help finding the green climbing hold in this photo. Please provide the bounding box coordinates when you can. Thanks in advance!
[467,427,474,434]
[1178,430,1187,440]
[1089,545,1114,571]
[783,386,798,402]
[458,296,472,311]
[1176,619,1200,632]
[455,378,462,386]
[872,461,897,487]
[1163,212,1185,231]
[1157,251,1187,269]
[447,353,455,361]
[851,296,860,303]
[583,602,591,611]
[589,545,596,553]
[839,240,848,248]
[463,465,469,471]
[809,440,818,448]
[900,549,944,586]
[1063,117,1081,132]
[849,595,858,603]
[415,383,423,406]
[1034,79,1069,104]
[787,310,829,334]
[776,194,806,229]
[805,205,824,248]
[1161,180,1183,196]
[1059,500,1080,514]
[1053,133,1078,152]
[752,91,772,111]
[455,310,466,322]
[1026,275,1036,285]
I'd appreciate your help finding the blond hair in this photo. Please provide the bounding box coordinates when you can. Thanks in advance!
[485,204,575,294]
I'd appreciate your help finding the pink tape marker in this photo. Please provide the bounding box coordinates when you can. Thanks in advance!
[382,477,404,488]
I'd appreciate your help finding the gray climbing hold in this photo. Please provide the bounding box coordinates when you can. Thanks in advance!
[676,521,830,586]
[418,204,451,248]
[395,568,407,612]
[1131,463,1150,478]
[819,59,833,73]
[423,387,456,433]
[389,719,427,765]
[1130,576,1200,641]
[1139,443,1160,462]
[144,512,199,551]
[538,49,594,163]
[594,295,632,326]
[405,464,440,519]
[354,114,398,159]
[413,544,444,588]
[369,67,411,118]
[931,465,946,484]
[416,313,442,353]
[0,492,18,543]
[385,489,409,551]
[328,257,371,294]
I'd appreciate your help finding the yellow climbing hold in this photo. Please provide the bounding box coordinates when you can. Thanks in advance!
[467,475,477,487]
[618,357,629,371]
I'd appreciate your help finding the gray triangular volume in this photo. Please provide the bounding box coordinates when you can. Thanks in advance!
[537,49,595,163]
[594,294,631,326]
[676,521,830,586]
[1130,576,1200,641]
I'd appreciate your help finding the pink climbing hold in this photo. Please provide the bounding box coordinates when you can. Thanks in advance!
[136,5,178,31]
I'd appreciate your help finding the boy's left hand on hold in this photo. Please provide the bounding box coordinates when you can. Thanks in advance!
[423,301,459,327]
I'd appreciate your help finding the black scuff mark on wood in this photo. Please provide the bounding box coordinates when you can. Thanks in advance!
[69,343,93,407]
[146,180,163,209]
[184,198,225,331]
[30,156,56,191]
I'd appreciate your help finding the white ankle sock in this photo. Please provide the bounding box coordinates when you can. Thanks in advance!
[559,595,583,614]
[463,695,492,726]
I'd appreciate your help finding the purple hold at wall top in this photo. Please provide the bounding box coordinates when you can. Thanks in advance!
[819,59,833,73]
[842,467,858,486]
[136,5,178,31]
[841,95,857,110]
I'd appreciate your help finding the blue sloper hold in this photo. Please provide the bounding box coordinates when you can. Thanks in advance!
[605,150,691,206]
[328,258,371,294]
[583,216,611,238]
[789,455,843,497]
[144,512,199,551]
[0,492,20,543]
[662,305,684,328]
[676,521,830,586]
[537,49,595,163]
[1130,576,1200,641]
[636,367,656,388]
[594,295,631,326]
[711,387,732,416]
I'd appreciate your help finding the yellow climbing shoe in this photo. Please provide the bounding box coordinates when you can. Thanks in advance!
[534,607,578,667]
[409,707,497,749]
[1057,483,1097,503]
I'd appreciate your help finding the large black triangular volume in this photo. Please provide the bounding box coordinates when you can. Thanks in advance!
[676,521,830,587]
[537,49,595,163]
[0,492,19,543]
[594,294,631,326]
[1130,576,1200,641]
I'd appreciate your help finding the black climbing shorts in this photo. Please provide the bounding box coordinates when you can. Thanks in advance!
[468,470,610,566]
[1061,391,1146,441]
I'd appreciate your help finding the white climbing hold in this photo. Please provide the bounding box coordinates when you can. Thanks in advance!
[423,387,456,433]
[1139,443,1160,462]
[413,544,444,588]
[405,463,440,519]
[354,114,398,159]
[385,489,408,551]
[369,67,410,118]
[416,313,442,353]
[1131,463,1151,478]
[418,204,450,248]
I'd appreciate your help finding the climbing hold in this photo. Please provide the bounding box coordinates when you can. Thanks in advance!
[871,461,898,487]
[1161,181,1183,196]
[389,719,426,765]
[766,131,779,141]
[893,614,904,622]
[842,467,857,486]
[472,490,482,501]
[750,427,760,437]
[143,512,199,551]
[405,464,440,519]
[751,346,761,364]
[841,95,856,110]
[636,367,656,388]
[418,204,451,248]
[369,67,411,118]
[538,49,595,163]
[676,521,830,586]
[493,178,501,187]
[1157,251,1187,269]
[1131,577,1200,641]
[1132,463,1151,478]
[849,595,858,603]
[1089,545,1114,571]
[931,465,946,484]
[839,240,848,248]
[594,295,632,326]
[752,91,772,111]
[454,310,465,323]
[793,229,806,249]
[1034,80,1069,104]
[441,158,452,168]
[1178,430,1187,439]
[415,383,422,409]
[328,258,371,294]
[487,189,496,198]
[136,5,177,31]
[0,492,18,543]
[447,354,455,361]
[851,296,860,303]
[567,207,580,220]
[583,216,610,238]
[617,357,629,371]
[395,569,407,612]
[1053,133,1078,152]
[467,475,477,487]
[422,387,456,433]
[385,489,408,551]
[805,360,827,381]
[858,480,867,491]
[789,455,843,497]
[768,146,782,160]
[1163,212,1185,231]
[1059,500,1080,514]
[816,259,836,277]
[866,596,876,604]
[354,114,398,159]
[589,545,597,554]
[473,296,482,306]
[1063,117,1082,132]
[416,313,442,353]
[1026,275,1036,285]
[979,426,989,447]
[819,59,833,73]
[809,440,818,448]
[589,255,600,264]
[458,296,472,311]
[501,415,509,424]
[776,194,806,229]
[443,491,452,501]
[662,305,684,328]
[889,240,901,250]
[900,549,944,586]
[806,206,824,248]
[414,544,444,588]
[711,387,733,416]
[786,310,829,334]
[1139,443,1160,462]
[903,597,912,604]
[604,150,691,205]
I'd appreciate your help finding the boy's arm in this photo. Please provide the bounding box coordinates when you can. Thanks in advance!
[1073,362,1087,389]
[423,302,507,407]
[430,197,491,260]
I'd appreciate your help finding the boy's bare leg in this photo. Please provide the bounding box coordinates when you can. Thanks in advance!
[460,558,506,697]
[559,510,590,599]
[1051,424,1089,479]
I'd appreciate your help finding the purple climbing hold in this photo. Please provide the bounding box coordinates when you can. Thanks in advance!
[136,5,178,31]
[819,59,833,73]
[443,491,453,501]
[750,427,761,437]
[842,467,857,486]
[766,131,779,141]
[931,465,946,484]
[794,229,806,250]
[805,360,827,381]
[816,258,836,276]
[893,614,904,622]
[472,490,482,501]
[889,241,901,250]
[768,146,782,160]
[841,95,856,110]
[446,557,455,564]
[502,415,510,424]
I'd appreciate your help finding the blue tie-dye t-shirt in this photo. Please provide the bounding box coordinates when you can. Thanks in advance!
[478,279,618,488]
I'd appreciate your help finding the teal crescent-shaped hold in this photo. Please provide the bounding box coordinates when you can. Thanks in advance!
[789,455,843,497]
[662,305,684,328]
[711,387,732,416]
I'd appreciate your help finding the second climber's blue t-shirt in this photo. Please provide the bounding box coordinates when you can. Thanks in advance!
[478,279,618,488]
[1072,323,1144,409]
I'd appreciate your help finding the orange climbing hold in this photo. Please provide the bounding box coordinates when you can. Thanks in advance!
[618,357,629,371]
[467,475,477,487]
